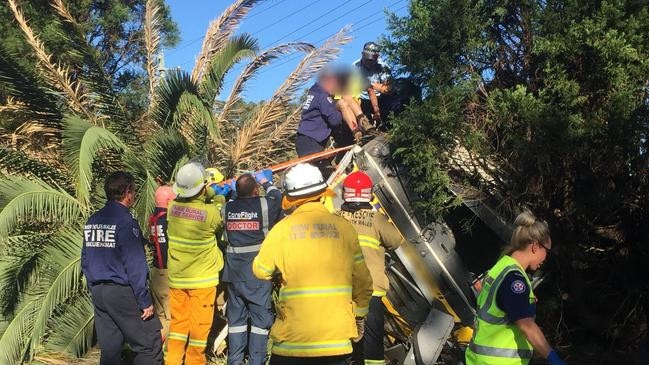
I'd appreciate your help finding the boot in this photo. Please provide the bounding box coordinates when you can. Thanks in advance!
[356,114,375,133]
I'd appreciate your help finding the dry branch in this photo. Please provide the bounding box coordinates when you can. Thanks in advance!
[8,0,96,124]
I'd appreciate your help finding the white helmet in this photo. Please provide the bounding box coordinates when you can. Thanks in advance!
[173,162,207,198]
[283,163,327,197]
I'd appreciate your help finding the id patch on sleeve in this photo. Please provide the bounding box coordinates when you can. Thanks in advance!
[511,280,526,294]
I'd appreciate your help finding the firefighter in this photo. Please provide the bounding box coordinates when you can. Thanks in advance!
[81,171,162,365]
[252,163,373,365]
[166,162,226,365]
[465,211,566,365]
[148,185,176,339]
[337,171,404,365]
[224,171,282,365]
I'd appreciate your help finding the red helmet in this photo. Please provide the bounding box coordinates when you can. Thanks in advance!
[343,171,373,203]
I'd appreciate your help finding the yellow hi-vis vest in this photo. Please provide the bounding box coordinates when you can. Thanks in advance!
[166,195,225,289]
[465,255,536,365]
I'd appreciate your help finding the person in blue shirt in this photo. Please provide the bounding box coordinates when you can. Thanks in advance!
[224,171,283,365]
[296,69,361,157]
[82,171,162,365]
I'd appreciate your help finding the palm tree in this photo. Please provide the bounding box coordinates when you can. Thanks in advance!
[0,0,350,363]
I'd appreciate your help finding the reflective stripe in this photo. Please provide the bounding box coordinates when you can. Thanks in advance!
[476,265,520,324]
[280,285,352,300]
[358,235,381,249]
[255,262,274,275]
[260,197,269,236]
[168,274,219,288]
[250,326,269,335]
[372,290,386,297]
[188,338,207,347]
[226,243,262,254]
[228,325,248,334]
[353,252,364,264]
[469,342,533,359]
[168,235,217,249]
[273,340,352,354]
[355,305,369,316]
[266,186,279,194]
[168,332,188,341]
[365,360,385,365]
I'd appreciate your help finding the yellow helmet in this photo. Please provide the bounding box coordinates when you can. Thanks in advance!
[205,167,224,184]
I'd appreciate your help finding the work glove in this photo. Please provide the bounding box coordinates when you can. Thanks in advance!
[371,111,381,123]
[211,183,231,197]
[547,350,566,365]
[254,169,273,184]
[352,317,366,343]
[353,129,363,144]
[357,115,375,133]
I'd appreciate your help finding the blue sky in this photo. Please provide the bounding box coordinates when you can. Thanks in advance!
[163,0,409,102]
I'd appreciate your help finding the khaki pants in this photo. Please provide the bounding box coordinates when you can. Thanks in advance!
[150,267,171,338]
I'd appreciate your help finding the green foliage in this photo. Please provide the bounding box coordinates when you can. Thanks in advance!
[385,0,649,352]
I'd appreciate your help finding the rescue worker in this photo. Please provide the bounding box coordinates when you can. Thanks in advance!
[81,171,162,365]
[148,185,176,339]
[465,211,566,365]
[252,163,373,365]
[166,162,226,365]
[224,170,282,365]
[296,68,362,158]
[337,171,404,365]
[353,42,402,127]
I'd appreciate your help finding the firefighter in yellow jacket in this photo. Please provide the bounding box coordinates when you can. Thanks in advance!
[252,163,373,365]
[166,162,226,365]
[337,171,404,365]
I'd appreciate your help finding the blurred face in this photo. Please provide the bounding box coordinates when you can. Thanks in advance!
[320,74,340,94]
[529,238,551,270]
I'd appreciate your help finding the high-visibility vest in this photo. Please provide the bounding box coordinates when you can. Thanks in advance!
[465,255,536,365]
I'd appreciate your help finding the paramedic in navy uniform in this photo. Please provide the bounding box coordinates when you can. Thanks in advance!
[81,171,163,365]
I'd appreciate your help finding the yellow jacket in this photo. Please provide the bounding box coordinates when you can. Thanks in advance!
[337,206,404,297]
[167,195,225,289]
[252,202,373,357]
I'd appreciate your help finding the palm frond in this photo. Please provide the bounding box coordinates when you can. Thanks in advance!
[140,129,189,183]
[0,298,39,364]
[217,42,314,134]
[0,177,83,239]
[227,27,352,171]
[0,44,61,124]
[150,69,199,128]
[257,104,302,166]
[7,0,95,123]
[42,291,93,358]
[0,234,43,316]
[192,0,260,82]
[174,91,212,154]
[0,147,70,188]
[200,34,258,107]
[49,0,134,140]
[61,115,127,207]
[144,0,162,104]
[30,229,84,351]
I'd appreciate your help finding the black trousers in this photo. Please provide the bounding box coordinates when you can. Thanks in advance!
[352,296,384,363]
[295,133,326,157]
[270,354,350,365]
[90,283,163,365]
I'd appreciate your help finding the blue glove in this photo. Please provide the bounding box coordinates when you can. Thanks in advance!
[211,183,231,196]
[253,169,272,183]
[547,350,566,365]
